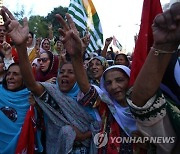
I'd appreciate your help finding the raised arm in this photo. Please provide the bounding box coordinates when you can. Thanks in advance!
[132,2,180,107]
[1,6,44,96]
[101,37,113,58]
[56,13,90,93]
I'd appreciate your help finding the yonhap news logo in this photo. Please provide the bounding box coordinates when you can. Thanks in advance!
[93,132,175,148]
[93,132,108,148]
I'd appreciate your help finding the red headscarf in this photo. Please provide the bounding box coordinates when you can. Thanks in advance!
[35,51,59,82]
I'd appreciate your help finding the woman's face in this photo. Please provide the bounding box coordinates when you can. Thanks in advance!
[115,55,128,66]
[42,39,50,51]
[104,69,129,103]
[56,41,64,52]
[26,33,33,46]
[6,65,23,90]
[39,53,50,72]
[89,59,104,80]
[58,63,76,93]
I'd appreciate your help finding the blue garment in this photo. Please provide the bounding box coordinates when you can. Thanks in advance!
[56,80,97,120]
[64,82,80,101]
[0,84,30,154]
[65,82,97,120]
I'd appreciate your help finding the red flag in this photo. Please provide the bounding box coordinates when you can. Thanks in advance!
[129,0,163,86]
[15,106,36,154]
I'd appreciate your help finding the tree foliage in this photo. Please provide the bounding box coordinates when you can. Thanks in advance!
[46,6,68,38]
[13,5,68,39]
[28,16,48,38]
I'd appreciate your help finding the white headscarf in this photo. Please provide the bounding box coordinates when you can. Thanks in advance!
[99,65,137,136]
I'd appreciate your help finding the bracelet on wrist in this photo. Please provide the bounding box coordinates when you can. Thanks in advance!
[151,47,176,56]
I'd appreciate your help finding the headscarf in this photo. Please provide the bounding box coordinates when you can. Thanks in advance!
[34,82,100,154]
[88,56,109,86]
[63,82,80,101]
[32,58,40,68]
[27,32,37,63]
[35,51,59,82]
[0,84,30,153]
[90,56,109,70]
[99,65,137,136]
[57,64,99,120]
[27,32,36,56]
[39,38,51,53]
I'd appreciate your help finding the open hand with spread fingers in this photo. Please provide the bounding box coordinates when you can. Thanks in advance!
[1,6,29,46]
[55,13,83,58]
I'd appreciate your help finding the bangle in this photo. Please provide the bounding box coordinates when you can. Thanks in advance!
[151,47,176,56]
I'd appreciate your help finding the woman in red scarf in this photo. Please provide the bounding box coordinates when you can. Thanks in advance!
[35,51,59,83]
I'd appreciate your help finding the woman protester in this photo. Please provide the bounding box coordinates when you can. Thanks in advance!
[97,65,145,153]
[114,53,130,67]
[0,63,32,153]
[53,39,64,56]
[53,14,144,153]
[128,2,180,153]
[88,56,109,86]
[35,50,59,83]
[40,38,51,53]
[26,31,37,63]
[53,13,146,153]
[1,7,100,154]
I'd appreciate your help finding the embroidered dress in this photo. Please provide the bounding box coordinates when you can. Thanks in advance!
[127,90,180,153]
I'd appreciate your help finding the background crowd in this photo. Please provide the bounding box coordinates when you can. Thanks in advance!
[0,2,179,154]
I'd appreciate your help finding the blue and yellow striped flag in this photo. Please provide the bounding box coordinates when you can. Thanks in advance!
[68,0,103,53]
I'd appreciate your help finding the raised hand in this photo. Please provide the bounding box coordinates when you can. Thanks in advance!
[105,37,113,47]
[55,13,83,58]
[152,2,180,51]
[1,6,29,45]
[1,41,12,55]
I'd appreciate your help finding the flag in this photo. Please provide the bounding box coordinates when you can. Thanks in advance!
[15,106,36,154]
[129,0,163,86]
[112,35,122,50]
[68,0,103,53]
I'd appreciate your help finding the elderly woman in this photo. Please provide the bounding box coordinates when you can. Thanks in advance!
[1,7,100,154]
[0,63,30,153]
[97,65,141,153]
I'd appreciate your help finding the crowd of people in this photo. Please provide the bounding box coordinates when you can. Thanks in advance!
[0,2,179,154]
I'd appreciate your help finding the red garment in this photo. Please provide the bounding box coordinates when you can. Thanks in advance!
[35,55,59,82]
[129,0,162,86]
[97,102,146,154]
[15,106,36,154]
[11,47,19,63]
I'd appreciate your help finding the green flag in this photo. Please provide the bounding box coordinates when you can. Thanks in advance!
[68,0,103,53]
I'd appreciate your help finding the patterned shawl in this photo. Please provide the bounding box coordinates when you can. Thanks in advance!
[34,82,100,154]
